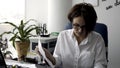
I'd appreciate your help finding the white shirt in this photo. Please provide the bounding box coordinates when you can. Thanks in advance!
[53,29,107,68]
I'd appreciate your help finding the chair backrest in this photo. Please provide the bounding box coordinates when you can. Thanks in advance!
[65,22,108,60]
[94,23,108,47]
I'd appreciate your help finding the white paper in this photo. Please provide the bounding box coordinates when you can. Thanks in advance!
[38,36,55,68]
[5,59,36,68]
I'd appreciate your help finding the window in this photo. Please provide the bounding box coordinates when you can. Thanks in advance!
[0,0,25,57]
[0,0,25,24]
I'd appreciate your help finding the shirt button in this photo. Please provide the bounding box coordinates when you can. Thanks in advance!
[75,65,77,68]
[76,56,78,59]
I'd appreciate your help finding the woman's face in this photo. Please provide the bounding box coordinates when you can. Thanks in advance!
[72,16,86,37]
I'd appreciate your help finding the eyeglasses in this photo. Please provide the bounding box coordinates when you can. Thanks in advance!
[72,24,86,29]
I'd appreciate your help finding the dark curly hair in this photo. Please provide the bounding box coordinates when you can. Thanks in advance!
[68,3,97,33]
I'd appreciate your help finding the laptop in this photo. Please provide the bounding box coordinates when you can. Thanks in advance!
[0,50,7,68]
[0,50,38,68]
[0,50,26,68]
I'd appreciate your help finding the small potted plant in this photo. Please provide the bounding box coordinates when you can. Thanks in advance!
[0,19,40,61]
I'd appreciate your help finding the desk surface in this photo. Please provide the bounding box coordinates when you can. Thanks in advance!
[5,59,51,68]
[30,36,58,43]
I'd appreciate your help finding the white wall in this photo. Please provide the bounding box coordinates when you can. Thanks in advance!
[48,0,72,33]
[72,0,83,6]
[73,0,120,68]
[95,0,120,68]
[26,0,72,33]
[25,0,48,23]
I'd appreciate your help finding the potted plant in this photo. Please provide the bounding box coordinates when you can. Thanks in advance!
[0,19,40,61]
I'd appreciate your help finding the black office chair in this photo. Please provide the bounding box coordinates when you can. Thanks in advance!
[65,22,108,61]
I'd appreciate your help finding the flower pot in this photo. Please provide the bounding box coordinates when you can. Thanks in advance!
[15,41,30,61]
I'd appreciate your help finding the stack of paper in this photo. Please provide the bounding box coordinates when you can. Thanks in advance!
[5,59,36,68]
[38,36,55,68]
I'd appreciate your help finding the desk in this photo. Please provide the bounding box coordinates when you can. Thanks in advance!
[30,36,57,53]
[5,59,51,68]
[5,36,57,68]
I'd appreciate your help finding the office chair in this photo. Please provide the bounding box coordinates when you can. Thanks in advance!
[65,22,108,61]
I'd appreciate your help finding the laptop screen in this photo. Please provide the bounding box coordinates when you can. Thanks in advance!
[0,50,7,68]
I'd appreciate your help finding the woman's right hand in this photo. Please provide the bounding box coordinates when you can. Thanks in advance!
[34,46,41,56]
[34,46,56,65]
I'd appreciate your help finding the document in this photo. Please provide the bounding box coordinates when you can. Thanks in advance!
[38,36,55,68]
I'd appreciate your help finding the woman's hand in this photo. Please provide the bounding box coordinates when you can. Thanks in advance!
[34,46,56,65]
[34,46,41,56]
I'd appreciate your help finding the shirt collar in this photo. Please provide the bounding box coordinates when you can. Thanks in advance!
[71,29,74,38]
[80,36,88,45]
[71,29,92,45]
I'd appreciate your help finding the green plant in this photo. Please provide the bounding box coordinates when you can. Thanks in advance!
[0,19,40,47]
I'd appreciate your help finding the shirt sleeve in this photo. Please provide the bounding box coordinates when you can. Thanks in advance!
[94,36,108,68]
[53,32,62,67]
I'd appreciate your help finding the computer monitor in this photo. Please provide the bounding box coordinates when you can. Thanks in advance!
[30,37,56,54]
[30,39,49,52]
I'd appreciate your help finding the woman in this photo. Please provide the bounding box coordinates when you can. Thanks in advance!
[36,3,107,68]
